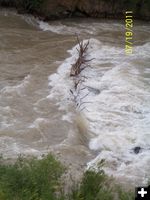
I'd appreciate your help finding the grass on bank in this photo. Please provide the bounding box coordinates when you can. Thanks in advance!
[0,154,134,200]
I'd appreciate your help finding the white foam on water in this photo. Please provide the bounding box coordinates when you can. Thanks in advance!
[28,118,49,141]
[0,74,32,133]
[133,42,150,59]
[47,45,78,111]
[0,106,16,129]
[38,20,96,35]
[0,136,40,158]
[48,38,150,184]
[37,20,124,35]
[1,74,31,96]
[11,13,126,37]
[61,113,74,123]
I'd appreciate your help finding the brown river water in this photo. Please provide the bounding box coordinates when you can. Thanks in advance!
[0,9,150,186]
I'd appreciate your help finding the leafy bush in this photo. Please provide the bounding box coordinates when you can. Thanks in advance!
[0,154,65,200]
[0,154,134,200]
[69,170,134,200]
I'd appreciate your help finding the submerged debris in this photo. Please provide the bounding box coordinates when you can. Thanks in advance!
[133,146,142,154]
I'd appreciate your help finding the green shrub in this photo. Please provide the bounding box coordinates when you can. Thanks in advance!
[0,154,65,200]
[69,170,134,200]
[0,155,134,200]
[69,170,113,200]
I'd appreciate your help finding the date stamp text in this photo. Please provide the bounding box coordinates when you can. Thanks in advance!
[125,11,133,55]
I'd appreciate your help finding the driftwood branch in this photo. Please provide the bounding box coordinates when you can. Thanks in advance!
[70,36,93,111]
[70,36,90,77]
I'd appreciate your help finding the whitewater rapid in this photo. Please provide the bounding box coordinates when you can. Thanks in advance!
[48,38,150,185]
[0,9,150,186]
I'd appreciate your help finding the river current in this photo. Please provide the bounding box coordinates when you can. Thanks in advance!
[0,9,150,186]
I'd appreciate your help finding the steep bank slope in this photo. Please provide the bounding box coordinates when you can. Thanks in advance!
[0,0,150,20]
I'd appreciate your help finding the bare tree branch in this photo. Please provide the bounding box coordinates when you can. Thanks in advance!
[70,35,94,111]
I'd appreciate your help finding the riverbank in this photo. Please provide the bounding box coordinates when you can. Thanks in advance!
[0,154,134,200]
[0,0,150,21]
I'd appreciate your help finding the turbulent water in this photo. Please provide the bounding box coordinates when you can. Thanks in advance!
[0,9,150,186]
